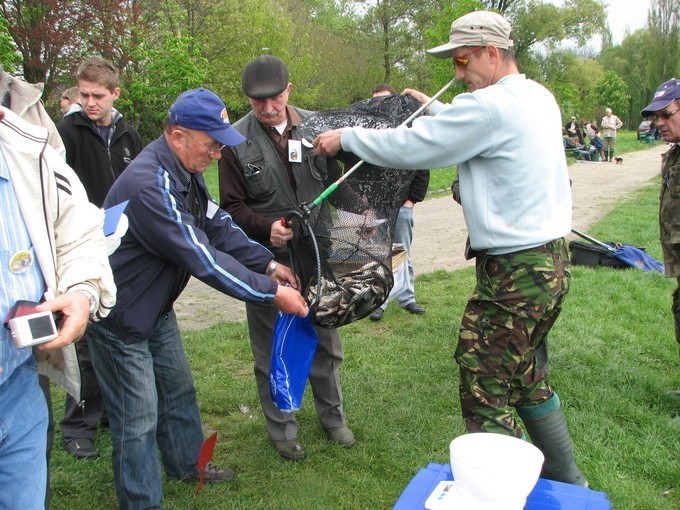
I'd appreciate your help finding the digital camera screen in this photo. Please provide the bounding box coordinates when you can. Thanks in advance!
[28,315,56,339]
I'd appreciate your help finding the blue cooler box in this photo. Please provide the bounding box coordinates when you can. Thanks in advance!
[394,463,611,510]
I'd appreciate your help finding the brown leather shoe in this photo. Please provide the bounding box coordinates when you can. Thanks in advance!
[273,439,307,460]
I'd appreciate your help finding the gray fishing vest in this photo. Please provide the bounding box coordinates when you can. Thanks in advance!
[231,108,328,222]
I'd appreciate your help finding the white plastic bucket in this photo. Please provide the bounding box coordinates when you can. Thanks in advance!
[449,433,544,510]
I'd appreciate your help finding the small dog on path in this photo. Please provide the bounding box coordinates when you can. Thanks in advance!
[614,157,623,165]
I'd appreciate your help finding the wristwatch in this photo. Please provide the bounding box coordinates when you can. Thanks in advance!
[74,289,97,320]
[265,260,278,276]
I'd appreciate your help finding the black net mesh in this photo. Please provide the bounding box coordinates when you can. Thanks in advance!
[290,94,422,328]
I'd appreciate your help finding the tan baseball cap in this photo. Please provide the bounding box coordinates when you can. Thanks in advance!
[427,10,514,59]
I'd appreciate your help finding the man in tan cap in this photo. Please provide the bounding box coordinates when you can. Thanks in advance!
[219,56,355,461]
[314,11,587,486]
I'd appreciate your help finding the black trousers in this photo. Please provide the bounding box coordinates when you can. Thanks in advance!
[59,328,106,439]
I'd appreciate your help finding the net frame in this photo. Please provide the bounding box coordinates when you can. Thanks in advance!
[289,95,424,328]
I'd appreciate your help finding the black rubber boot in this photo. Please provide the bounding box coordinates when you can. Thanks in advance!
[517,395,588,487]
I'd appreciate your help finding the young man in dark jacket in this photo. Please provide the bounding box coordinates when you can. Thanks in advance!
[58,57,142,208]
[56,57,142,460]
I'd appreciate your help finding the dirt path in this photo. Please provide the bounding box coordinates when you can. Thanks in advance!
[175,144,668,330]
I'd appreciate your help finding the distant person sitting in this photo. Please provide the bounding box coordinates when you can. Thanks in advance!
[649,119,659,140]
[59,87,81,116]
[369,84,429,320]
[584,123,604,160]
[564,116,583,145]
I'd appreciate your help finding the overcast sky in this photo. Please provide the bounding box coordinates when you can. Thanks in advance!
[605,0,651,43]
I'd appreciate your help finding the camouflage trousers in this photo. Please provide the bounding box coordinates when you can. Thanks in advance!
[455,238,571,437]
[672,277,680,350]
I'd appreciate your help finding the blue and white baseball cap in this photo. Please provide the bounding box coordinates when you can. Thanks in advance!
[168,88,245,146]
[641,78,680,116]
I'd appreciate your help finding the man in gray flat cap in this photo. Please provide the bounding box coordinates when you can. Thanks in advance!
[218,56,355,461]
[314,11,588,486]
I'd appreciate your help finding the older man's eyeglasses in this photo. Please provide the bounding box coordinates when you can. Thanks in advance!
[185,131,225,156]
[453,47,484,68]
[651,107,679,121]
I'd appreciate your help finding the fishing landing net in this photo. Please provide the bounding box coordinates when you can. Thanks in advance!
[290,94,422,329]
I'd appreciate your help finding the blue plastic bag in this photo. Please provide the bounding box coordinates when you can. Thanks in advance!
[269,312,319,412]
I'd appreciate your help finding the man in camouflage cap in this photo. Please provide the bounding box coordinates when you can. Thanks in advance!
[642,78,680,358]
[314,10,587,486]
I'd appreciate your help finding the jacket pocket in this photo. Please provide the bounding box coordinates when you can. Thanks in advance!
[304,147,327,182]
[243,157,277,199]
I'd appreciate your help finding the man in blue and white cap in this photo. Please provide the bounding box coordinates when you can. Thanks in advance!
[642,78,680,358]
[89,88,309,509]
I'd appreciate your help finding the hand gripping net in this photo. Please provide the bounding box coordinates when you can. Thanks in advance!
[292,94,422,328]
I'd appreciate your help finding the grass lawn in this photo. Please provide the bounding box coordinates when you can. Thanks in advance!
[48,139,678,509]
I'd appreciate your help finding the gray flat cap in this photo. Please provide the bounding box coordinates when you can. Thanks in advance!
[242,56,289,99]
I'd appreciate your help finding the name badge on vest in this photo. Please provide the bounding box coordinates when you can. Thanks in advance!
[288,140,302,163]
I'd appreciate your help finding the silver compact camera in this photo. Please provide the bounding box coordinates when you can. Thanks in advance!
[5,301,59,348]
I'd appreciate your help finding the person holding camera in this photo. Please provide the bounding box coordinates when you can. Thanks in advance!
[0,106,116,510]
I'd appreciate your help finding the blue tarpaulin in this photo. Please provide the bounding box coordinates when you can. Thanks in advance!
[572,229,664,273]
[612,244,664,272]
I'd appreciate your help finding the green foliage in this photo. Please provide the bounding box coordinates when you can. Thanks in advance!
[358,0,428,86]
[551,81,581,121]
[509,0,605,55]
[118,34,209,144]
[423,0,483,102]
[585,71,630,123]
[647,0,680,84]
[596,0,679,126]
[0,15,19,72]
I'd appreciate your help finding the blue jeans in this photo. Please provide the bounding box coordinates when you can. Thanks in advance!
[0,357,48,510]
[89,311,204,510]
[382,204,416,309]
